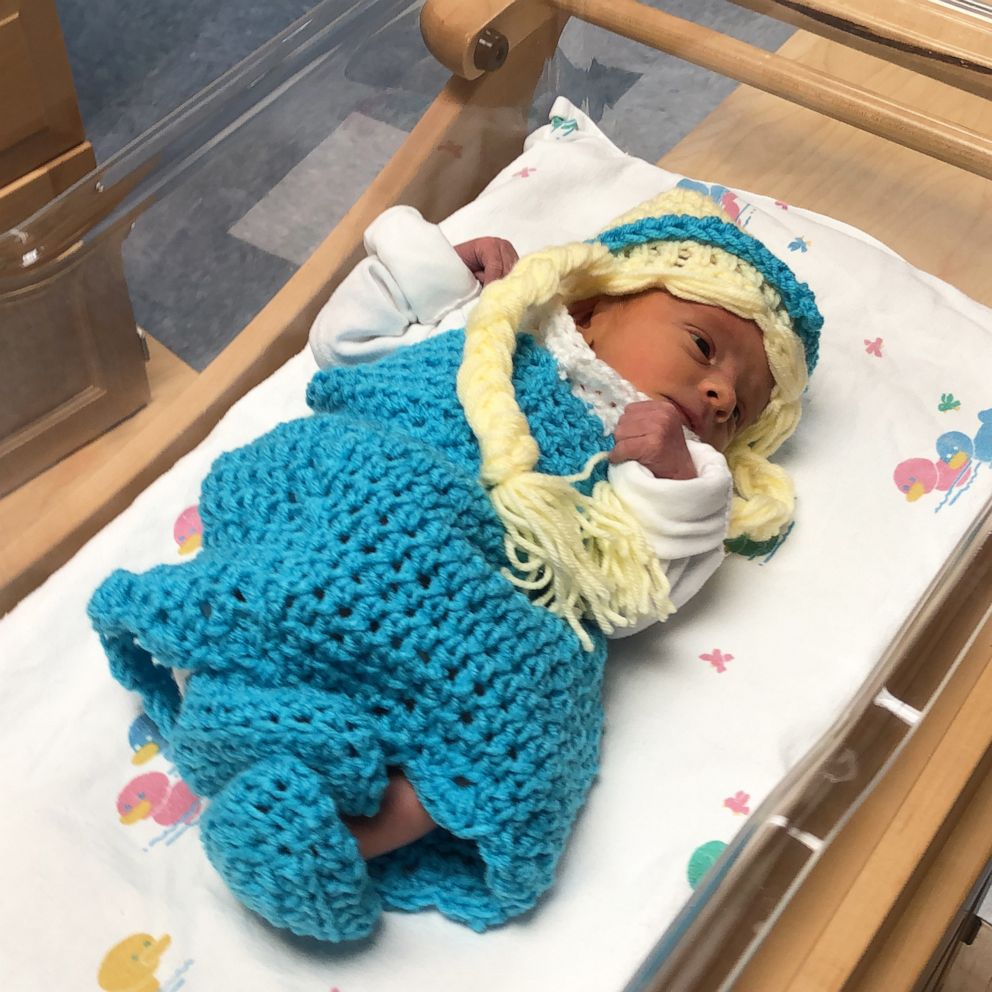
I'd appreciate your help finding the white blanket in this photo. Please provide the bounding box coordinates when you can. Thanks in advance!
[3,98,991,992]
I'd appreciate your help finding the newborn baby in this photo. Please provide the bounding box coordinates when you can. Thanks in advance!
[88,187,821,942]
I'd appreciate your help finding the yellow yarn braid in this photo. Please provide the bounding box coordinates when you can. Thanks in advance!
[457,244,676,650]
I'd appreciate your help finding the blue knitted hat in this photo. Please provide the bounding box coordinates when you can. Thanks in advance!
[595,199,822,376]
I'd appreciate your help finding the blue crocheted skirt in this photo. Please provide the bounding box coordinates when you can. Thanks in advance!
[89,331,610,940]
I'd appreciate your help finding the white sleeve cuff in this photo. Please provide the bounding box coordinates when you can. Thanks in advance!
[309,205,481,368]
[364,205,480,323]
[603,437,731,635]
[607,436,733,561]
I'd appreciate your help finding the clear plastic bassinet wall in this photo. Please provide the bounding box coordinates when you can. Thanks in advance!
[2,1,991,990]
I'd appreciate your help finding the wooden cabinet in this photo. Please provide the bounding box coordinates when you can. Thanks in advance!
[0,0,93,187]
[0,234,150,497]
[0,141,94,231]
[0,0,96,228]
[0,0,148,497]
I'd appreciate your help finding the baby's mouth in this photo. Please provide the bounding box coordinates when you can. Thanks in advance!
[668,398,702,438]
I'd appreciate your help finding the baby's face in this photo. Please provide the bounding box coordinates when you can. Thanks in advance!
[570,288,774,451]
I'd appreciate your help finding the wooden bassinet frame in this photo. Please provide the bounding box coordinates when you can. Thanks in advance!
[2,2,991,988]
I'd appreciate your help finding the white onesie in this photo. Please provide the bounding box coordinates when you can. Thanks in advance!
[309,206,733,634]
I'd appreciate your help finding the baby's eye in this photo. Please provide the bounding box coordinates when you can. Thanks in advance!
[692,334,712,358]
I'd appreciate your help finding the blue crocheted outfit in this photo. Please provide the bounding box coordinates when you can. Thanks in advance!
[88,331,611,941]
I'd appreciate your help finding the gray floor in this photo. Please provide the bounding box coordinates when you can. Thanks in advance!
[55,0,792,369]
[56,0,318,161]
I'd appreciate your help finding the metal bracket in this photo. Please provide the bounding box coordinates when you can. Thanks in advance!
[421,0,561,80]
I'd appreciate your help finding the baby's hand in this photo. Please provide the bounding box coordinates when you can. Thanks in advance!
[453,237,519,286]
[610,400,697,480]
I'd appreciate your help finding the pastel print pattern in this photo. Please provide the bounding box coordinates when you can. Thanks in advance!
[687,840,728,890]
[675,178,753,227]
[699,648,733,673]
[97,933,171,992]
[893,408,992,510]
[128,713,172,765]
[723,791,750,816]
[117,772,200,827]
[173,506,202,556]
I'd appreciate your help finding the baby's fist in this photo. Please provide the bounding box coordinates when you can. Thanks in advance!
[453,237,518,286]
[610,400,697,480]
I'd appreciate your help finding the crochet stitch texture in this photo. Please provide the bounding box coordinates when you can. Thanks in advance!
[88,331,611,940]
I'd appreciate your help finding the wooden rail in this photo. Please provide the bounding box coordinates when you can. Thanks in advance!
[548,0,992,180]
[421,0,992,180]
[729,0,992,100]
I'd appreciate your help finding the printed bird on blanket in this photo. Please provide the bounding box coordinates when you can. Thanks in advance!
[893,408,992,510]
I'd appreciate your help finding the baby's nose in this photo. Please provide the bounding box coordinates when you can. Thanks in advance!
[702,377,737,423]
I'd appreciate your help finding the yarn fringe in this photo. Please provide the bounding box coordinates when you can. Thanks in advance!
[490,453,675,651]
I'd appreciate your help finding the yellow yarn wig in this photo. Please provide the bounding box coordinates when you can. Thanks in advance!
[457,187,823,647]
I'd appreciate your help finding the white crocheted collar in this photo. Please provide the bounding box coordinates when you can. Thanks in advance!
[539,305,649,435]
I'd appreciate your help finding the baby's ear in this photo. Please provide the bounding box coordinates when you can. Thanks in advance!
[568,294,609,328]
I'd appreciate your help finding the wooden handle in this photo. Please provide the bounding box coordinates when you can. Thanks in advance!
[549,0,992,180]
